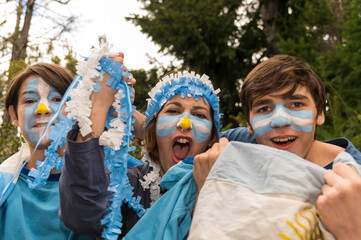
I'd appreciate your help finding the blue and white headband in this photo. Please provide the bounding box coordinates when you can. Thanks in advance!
[145,71,222,132]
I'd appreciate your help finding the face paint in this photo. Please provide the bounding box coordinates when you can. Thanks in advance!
[156,112,212,143]
[23,78,62,143]
[251,103,313,137]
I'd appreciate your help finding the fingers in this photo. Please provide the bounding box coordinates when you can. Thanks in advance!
[324,163,359,187]
[323,169,342,187]
[110,52,124,64]
[218,137,229,151]
[333,162,359,179]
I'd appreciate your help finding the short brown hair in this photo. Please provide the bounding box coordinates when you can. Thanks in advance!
[240,55,326,124]
[144,108,219,166]
[5,63,73,117]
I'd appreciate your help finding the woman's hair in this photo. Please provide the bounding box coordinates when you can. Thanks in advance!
[240,55,326,124]
[5,62,73,117]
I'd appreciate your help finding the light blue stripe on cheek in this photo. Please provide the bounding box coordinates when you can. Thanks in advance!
[253,124,272,137]
[193,127,210,143]
[156,115,180,137]
[24,78,39,143]
[157,126,177,137]
[48,88,61,116]
[251,108,275,137]
[190,116,212,143]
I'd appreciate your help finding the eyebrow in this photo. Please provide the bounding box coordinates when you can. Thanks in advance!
[165,101,209,111]
[252,99,273,108]
[22,90,37,96]
[286,94,310,101]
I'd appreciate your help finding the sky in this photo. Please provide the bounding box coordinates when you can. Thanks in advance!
[63,0,175,70]
[0,0,178,120]
[0,0,177,71]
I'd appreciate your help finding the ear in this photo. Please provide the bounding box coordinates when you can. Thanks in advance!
[247,123,254,135]
[316,111,325,126]
[9,106,19,127]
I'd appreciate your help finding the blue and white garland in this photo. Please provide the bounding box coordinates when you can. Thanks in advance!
[28,42,145,239]
[66,43,145,239]
[27,116,75,188]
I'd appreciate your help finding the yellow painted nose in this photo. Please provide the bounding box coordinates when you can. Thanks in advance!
[36,103,49,115]
[178,116,191,130]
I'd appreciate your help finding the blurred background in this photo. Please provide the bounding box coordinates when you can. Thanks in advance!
[1,0,360,161]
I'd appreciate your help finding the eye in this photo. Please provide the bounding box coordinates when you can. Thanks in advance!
[24,99,37,104]
[165,108,180,114]
[51,96,62,103]
[193,112,207,119]
[291,102,304,108]
[257,106,270,113]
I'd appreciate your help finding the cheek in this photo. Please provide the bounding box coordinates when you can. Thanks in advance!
[156,115,179,137]
[24,104,36,129]
[49,102,62,117]
[192,120,212,143]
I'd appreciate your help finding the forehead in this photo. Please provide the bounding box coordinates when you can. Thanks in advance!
[19,76,52,94]
[254,85,312,103]
[165,94,211,110]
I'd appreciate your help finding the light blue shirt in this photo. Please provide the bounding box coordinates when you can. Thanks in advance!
[0,168,93,240]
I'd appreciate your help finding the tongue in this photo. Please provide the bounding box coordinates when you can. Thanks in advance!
[173,144,190,160]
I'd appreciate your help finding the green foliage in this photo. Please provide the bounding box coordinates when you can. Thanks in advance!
[128,0,267,128]
[131,68,161,113]
[277,0,361,149]
[130,0,361,149]
[0,123,25,163]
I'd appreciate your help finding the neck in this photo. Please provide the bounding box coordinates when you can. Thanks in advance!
[26,144,65,174]
[305,140,344,167]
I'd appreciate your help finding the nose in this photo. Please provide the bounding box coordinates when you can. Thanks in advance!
[177,116,192,132]
[35,103,51,115]
[270,115,291,128]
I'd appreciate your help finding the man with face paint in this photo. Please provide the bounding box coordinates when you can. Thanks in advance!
[0,63,94,240]
[192,55,361,239]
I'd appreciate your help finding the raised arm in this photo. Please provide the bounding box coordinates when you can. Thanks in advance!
[59,55,136,236]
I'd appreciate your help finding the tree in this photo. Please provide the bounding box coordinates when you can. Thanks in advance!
[0,0,77,162]
[1,0,77,123]
[128,0,268,127]
[129,0,361,150]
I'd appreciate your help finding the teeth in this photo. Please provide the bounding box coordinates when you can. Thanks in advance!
[177,138,189,144]
[272,137,296,143]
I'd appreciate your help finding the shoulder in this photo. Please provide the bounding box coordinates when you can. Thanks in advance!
[324,137,361,165]
[220,127,257,143]
[310,141,344,166]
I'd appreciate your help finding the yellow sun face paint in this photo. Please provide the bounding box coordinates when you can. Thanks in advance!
[36,103,49,115]
[178,116,191,130]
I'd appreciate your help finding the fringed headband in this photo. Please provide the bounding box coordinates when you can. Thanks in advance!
[145,71,222,131]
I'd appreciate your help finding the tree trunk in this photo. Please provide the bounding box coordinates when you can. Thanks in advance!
[3,0,35,124]
[260,0,281,56]
[11,0,35,61]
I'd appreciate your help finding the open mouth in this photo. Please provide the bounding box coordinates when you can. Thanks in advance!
[172,137,192,162]
[271,136,296,146]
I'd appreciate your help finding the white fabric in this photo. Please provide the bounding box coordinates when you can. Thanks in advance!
[0,143,30,205]
[189,142,361,240]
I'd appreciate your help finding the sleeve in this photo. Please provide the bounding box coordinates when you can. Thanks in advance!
[219,127,257,143]
[58,125,110,237]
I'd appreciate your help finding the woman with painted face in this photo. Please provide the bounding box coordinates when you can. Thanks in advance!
[59,67,221,239]
[0,63,93,240]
